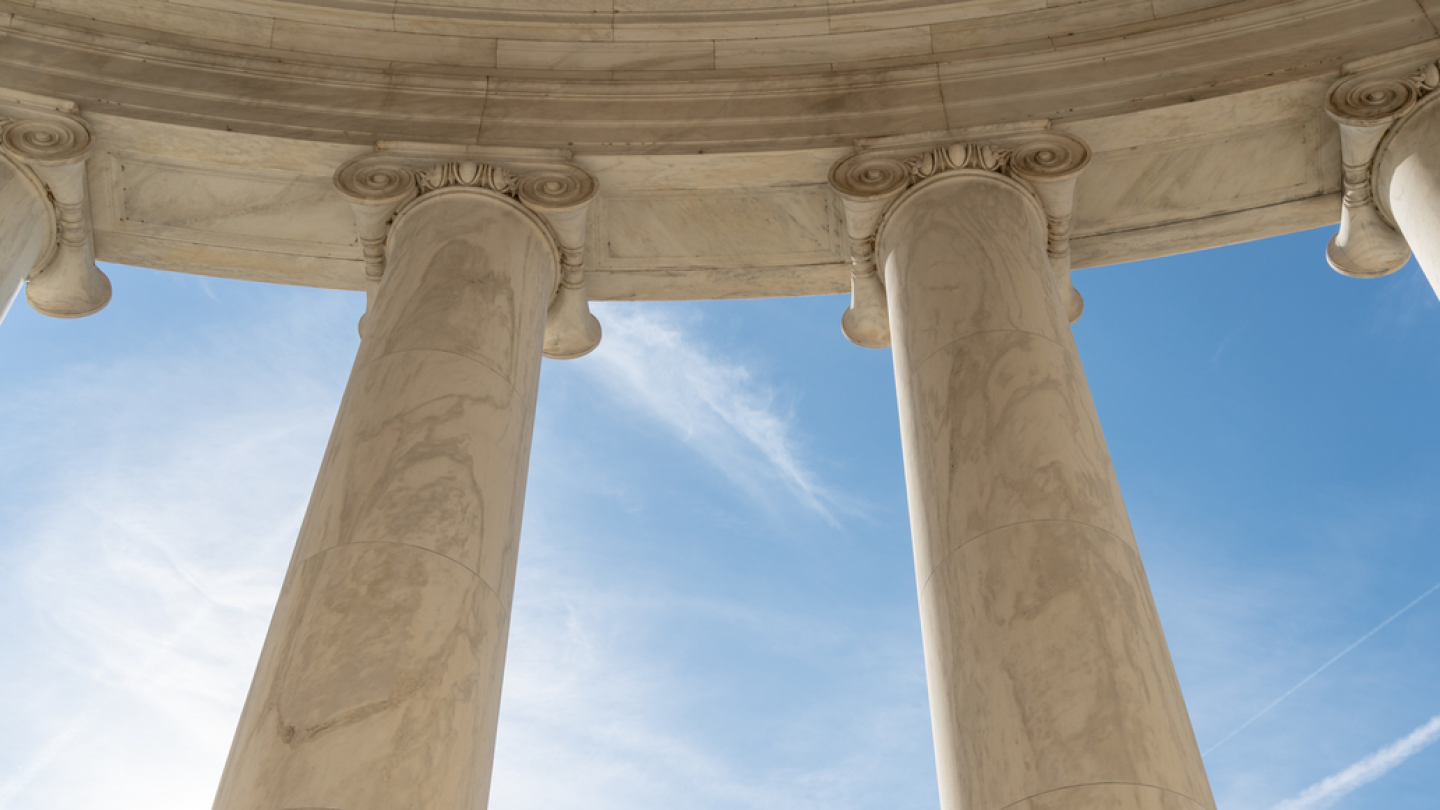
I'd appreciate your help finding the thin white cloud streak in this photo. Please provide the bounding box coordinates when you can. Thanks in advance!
[1204,579,1440,755]
[0,286,358,810]
[1,288,920,810]
[1270,712,1440,810]
[491,557,933,810]
[584,304,841,522]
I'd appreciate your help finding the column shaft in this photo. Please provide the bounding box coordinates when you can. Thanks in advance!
[1378,97,1440,297]
[213,189,557,810]
[880,171,1215,810]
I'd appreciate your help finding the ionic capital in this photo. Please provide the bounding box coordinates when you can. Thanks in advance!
[0,107,111,318]
[334,152,602,359]
[1323,61,1440,277]
[829,131,1090,348]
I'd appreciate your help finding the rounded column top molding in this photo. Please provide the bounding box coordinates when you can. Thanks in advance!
[334,157,420,208]
[829,156,912,203]
[335,151,600,303]
[829,130,1086,344]
[1325,70,1429,127]
[829,130,1089,205]
[336,154,595,206]
[513,168,599,214]
[877,168,1049,249]
[1006,133,1092,185]
[388,185,560,260]
[0,115,93,168]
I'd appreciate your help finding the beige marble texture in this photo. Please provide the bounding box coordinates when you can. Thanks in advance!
[0,105,110,318]
[212,189,557,810]
[2,0,1433,151]
[0,153,51,323]
[880,171,1213,810]
[17,65,1354,304]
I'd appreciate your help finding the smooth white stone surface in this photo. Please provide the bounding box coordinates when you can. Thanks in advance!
[1377,94,1440,298]
[880,171,1214,810]
[213,189,557,810]
[0,154,51,325]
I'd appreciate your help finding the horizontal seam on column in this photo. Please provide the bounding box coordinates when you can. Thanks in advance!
[355,347,526,399]
[994,780,1211,810]
[300,541,507,608]
[917,517,1137,598]
[913,327,1069,371]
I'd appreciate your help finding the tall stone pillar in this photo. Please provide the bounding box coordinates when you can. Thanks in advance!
[832,135,1215,810]
[1326,60,1440,299]
[212,154,599,810]
[0,106,111,325]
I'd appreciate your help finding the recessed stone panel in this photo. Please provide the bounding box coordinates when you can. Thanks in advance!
[112,153,356,254]
[590,186,845,270]
[1074,120,1322,235]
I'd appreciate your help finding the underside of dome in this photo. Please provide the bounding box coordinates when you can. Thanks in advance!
[1,0,1437,300]
[1,0,1435,150]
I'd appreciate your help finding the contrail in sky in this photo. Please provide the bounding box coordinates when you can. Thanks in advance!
[1204,579,1440,756]
[1269,712,1440,810]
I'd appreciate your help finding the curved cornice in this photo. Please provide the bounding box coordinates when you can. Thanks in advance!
[0,0,1432,152]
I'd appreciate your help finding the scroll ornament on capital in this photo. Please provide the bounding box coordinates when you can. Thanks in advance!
[334,154,602,359]
[0,111,112,318]
[828,131,1090,348]
[1324,60,1440,277]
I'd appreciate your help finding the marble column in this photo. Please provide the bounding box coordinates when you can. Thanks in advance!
[834,138,1215,810]
[0,110,111,325]
[213,156,593,810]
[1374,69,1440,298]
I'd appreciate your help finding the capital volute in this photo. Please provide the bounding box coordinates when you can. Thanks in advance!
[828,130,1091,348]
[1323,60,1440,278]
[334,151,601,359]
[0,106,111,318]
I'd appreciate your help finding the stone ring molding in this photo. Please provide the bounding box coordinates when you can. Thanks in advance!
[335,151,602,360]
[1323,59,1440,278]
[829,130,1091,349]
[0,108,112,319]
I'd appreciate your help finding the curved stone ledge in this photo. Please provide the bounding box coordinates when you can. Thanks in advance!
[55,58,1351,303]
[0,0,1433,152]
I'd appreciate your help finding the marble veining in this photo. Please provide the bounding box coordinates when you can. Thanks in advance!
[882,169,1214,810]
[213,189,556,810]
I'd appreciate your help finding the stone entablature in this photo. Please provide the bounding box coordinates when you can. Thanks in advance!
[0,0,1433,151]
[3,25,1440,308]
[0,67,1367,305]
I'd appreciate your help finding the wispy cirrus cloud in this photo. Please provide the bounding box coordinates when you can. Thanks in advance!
[0,282,359,810]
[1,288,922,810]
[1271,712,1440,810]
[583,304,842,522]
[490,555,933,810]
[1204,579,1440,756]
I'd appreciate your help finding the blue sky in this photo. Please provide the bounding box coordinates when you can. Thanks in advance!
[0,224,1437,810]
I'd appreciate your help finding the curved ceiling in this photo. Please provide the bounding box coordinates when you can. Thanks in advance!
[0,0,1434,151]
